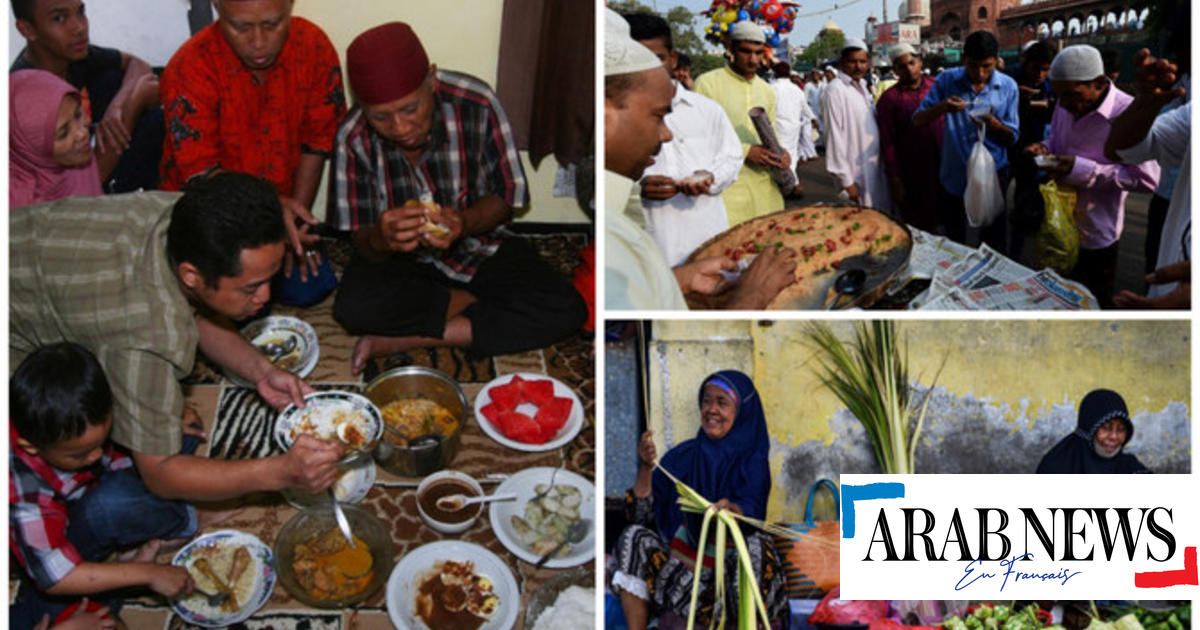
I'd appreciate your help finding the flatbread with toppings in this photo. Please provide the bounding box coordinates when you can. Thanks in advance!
[687,205,911,309]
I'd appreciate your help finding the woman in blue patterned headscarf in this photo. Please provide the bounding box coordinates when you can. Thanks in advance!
[610,370,787,630]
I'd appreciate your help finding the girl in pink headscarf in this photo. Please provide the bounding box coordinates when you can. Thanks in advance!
[9,69,102,208]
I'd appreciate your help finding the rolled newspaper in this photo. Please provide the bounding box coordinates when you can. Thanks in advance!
[749,106,798,191]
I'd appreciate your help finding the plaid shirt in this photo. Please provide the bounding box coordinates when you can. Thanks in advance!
[9,425,133,590]
[160,17,346,195]
[327,69,528,282]
[10,192,198,455]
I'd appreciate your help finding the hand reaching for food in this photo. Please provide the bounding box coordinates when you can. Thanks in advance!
[148,563,195,599]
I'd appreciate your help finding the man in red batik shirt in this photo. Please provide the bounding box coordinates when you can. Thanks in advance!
[160,0,345,306]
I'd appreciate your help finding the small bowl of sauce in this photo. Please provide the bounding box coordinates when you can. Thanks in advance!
[417,471,484,534]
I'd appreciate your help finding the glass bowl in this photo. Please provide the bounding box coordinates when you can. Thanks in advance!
[272,504,393,608]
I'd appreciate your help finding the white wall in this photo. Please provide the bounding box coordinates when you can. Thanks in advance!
[8,0,197,66]
[8,0,590,224]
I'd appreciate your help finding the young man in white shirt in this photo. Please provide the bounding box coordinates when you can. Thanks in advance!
[624,13,744,265]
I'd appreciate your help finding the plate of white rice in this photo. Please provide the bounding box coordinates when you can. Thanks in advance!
[274,391,383,454]
[171,530,275,627]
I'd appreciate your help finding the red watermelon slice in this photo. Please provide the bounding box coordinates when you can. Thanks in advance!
[521,378,556,407]
[487,381,523,411]
[480,402,505,425]
[534,396,573,439]
[498,410,541,443]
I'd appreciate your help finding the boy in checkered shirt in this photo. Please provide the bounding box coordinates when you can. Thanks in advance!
[9,343,197,627]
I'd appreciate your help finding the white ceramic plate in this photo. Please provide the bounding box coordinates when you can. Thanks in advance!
[171,530,276,628]
[473,373,584,452]
[386,541,519,630]
[489,467,595,569]
[274,391,383,453]
[281,460,376,508]
[225,316,319,387]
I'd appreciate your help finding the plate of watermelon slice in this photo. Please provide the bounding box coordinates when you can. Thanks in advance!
[474,373,584,452]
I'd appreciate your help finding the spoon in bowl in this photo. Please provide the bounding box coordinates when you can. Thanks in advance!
[435,492,517,512]
[827,268,867,310]
[535,519,590,568]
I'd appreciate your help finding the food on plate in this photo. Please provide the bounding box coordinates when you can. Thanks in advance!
[415,560,499,630]
[183,542,257,615]
[289,405,371,448]
[418,478,481,524]
[478,375,572,445]
[253,330,303,371]
[380,397,458,447]
[291,526,375,602]
[406,199,452,239]
[688,206,911,309]
[510,484,583,557]
[531,585,595,630]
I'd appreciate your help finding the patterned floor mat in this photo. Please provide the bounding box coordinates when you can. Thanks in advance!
[126,231,595,630]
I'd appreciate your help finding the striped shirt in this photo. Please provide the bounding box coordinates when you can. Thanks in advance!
[9,192,198,455]
[326,69,528,282]
[9,425,133,590]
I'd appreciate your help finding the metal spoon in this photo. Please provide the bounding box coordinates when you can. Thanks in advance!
[530,465,564,504]
[258,335,298,360]
[329,490,357,549]
[534,519,590,568]
[827,268,867,310]
[435,492,517,512]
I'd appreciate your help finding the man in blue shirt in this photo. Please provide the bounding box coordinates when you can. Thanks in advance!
[914,31,1019,254]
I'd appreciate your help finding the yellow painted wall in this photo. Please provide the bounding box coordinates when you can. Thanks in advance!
[646,320,1190,522]
[293,0,590,224]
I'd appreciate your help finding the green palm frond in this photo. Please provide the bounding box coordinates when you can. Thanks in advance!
[806,321,942,475]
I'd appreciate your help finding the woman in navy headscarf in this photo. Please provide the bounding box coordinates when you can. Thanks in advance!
[1036,388,1149,474]
[611,370,788,630]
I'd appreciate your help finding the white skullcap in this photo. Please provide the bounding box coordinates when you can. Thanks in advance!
[604,8,663,76]
[842,37,868,53]
[1049,44,1104,82]
[890,43,917,63]
[730,20,766,43]
[1022,40,1038,53]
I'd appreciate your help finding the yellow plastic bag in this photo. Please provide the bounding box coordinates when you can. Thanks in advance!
[1035,180,1079,274]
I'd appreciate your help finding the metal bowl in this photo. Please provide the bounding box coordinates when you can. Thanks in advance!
[272,504,393,609]
[364,366,470,477]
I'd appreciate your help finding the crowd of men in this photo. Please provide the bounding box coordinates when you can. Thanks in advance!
[9,1,586,625]
[607,9,1190,310]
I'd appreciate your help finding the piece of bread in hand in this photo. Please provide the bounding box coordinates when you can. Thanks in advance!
[405,199,451,239]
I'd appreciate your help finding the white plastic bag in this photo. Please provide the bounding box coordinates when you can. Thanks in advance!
[963,123,1005,227]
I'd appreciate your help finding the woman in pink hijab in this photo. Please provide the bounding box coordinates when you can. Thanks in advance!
[9,69,102,208]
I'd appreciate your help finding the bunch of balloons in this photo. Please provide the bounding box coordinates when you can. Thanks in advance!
[702,0,800,48]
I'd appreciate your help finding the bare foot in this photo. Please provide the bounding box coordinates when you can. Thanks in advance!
[351,335,416,375]
[115,539,162,563]
[196,507,243,531]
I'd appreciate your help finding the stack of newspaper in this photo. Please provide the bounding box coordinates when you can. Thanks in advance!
[895,229,1098,310]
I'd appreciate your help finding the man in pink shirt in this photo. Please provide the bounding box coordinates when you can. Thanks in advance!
[1027,45,1159,307]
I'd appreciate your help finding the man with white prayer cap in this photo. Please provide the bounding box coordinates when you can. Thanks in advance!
[693,18,789,226]
[623,12,744,266]
[604,9,796,310]
[1027,44,1159,307]
[821,36,891,209]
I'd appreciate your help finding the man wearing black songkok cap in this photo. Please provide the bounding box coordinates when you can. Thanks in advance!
[1036,389,1149,473]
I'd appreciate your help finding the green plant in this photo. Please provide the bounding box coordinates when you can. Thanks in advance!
[806,321,942,474]
[659,466,831,630]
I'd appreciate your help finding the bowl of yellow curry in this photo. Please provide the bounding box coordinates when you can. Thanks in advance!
[273,504,393,608]
[364,366,470,477]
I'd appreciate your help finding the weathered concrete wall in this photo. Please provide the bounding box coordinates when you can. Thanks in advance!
[636,320,1190,523]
